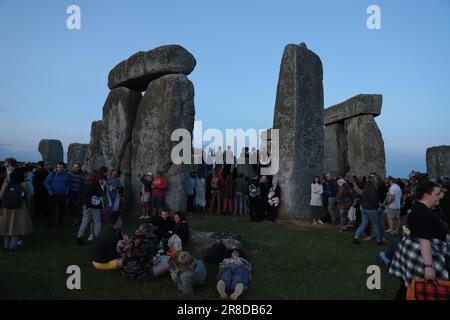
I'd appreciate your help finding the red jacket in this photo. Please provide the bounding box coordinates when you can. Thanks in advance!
[152,176,168,197]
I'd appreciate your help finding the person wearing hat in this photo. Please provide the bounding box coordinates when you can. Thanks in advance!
[170,251,207,295]
[122,223,169,281]
[139,172,153,219]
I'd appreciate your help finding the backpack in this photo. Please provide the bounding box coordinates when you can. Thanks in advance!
[2,183,25,209]
[204,242,227,265]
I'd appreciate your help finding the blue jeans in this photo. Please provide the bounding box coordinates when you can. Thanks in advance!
[219,265,249,294]
[4,236,18,250]
[355,208,383,242]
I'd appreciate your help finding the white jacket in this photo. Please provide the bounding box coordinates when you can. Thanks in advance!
[310,183,323,206]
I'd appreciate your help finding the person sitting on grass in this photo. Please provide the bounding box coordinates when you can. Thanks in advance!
[121,223,169,281]
[91,215,124,270]
[216,248,252,300]
[173,211,190,249]
[169,251,207,295]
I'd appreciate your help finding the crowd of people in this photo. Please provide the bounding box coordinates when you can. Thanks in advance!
[2,153,449,299]
[309,170,450,299]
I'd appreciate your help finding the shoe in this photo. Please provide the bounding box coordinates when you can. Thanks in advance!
[353,238,361,244]
[217,280,228,299]
[363,236,373,241]
[88,234,94,241]
[385,229,391,233]
[17,240,23,247]
[317,220,324,225]
[230,283,244,300]
[313,219,318,225]
[139,215,146,219]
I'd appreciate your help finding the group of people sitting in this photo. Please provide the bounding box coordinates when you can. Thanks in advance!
[90,211,253,299]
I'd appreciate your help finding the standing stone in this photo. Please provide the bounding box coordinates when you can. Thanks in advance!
[38,139,63,167]
[344,114,386,177]
[323,123,348,177]
[324,94,385,177]
[426,146,450,178]
[131,74,195,212]
[108,45,196,92]
[83,121,106,172]
[273,43,324,218]
[67,143,88,169]
[101,87,142,170]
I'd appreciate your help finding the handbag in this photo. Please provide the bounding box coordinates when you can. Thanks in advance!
[406,278,450,300]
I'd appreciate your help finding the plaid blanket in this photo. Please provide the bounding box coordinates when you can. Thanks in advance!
[389,236,450,286]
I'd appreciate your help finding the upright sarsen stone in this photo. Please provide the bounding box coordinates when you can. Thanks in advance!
[344,114,386,178]
[101,87,142,170]
[131,74,195,212]
[426,146,450,178]
[38,139,63,167]
[67,143,88,168]
[273,43,324,218]
[83,121,106,172]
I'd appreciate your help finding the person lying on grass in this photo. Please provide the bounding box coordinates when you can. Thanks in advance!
[169,251,207,295]
[216,248,252,300]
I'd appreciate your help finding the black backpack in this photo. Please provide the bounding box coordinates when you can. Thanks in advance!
[204,242,227,265]
[2,183,25,209]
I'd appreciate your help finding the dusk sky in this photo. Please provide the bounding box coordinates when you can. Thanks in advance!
[1,0,449,177]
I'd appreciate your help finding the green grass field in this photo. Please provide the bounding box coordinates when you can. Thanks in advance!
[0,213,399,300]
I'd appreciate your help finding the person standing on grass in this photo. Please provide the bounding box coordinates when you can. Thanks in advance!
[352,174,384,245]
[0,168,33,251]
[91,215,124,270]
[324,173,339,224]
[68,163,83,227]
[77,170,103,245]
[233,172,246,215]
[222,174,234,215]
[44,161,70,227]
[33,161,49,220]
[139,173,153,219]
[194,174,206,212]
[310,176,324,224]
[186,172,196,214]
[336,179,353,232]
[151,171,167,217]
[267,177,281,222]
[385,176,402,236]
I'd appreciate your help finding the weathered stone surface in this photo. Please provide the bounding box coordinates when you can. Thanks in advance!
[273,43,324,218]
[101,87,142,170]
[119,142,132,210]
[131,74,195,211]
[324,94,382,125]
[108,45,196,91]
[426,146,450,178]
[67,143,88,169]
[190,229,242,251]
[323,123,348,177]
[83,121,106,172]
[38,139,63,166]
[344,115,386,177]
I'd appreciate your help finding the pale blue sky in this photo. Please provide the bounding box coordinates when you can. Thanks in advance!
[1,0,449,177]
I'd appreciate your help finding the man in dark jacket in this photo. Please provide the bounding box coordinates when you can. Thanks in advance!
[33,161,49,220]
[92,215,124,270]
